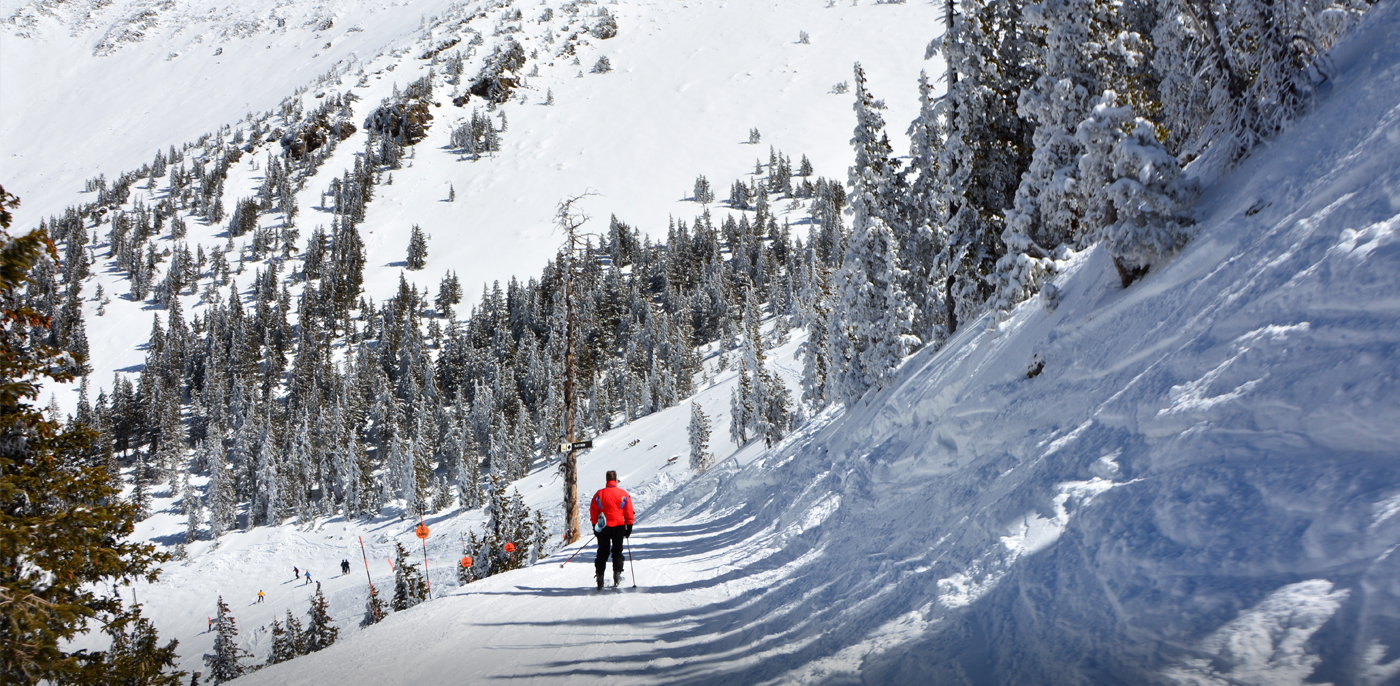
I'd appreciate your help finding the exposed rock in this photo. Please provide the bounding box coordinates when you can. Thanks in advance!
[467,77,518,104]
[363,100,433,145]
[281,115,358,159]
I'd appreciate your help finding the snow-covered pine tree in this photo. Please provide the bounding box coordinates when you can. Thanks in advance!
[735,285,792,447]
[688,402,713,473]
[1152,0,1334,174]
[759,371,794,449]
[456,396,483,509]
[283,609,308,656]
[431,475,452,512]
[926,0,1035,331]
[391,541,429,610]
[266,618,296,665]
[182,474,201,543]
[252,427,280,526]
[96,605,181,683]
[362,583,388,626]
[798,252,833,410]
[827,64,919,408]
[729,385,750,447]
[693,174,714,204]
[406,224,428,270]
[204,596,251,683]
[129,451,151,518]
[388,424,413,506]
[900,71,949,342]
[206,439,236,539]
[991,0,1102,311]
[1076,91,1194,286]
[303,584,338,653]
[410,412,434,516]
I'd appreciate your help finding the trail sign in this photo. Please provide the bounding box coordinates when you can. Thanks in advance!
[415,524,429,539]
[559,440,594,452]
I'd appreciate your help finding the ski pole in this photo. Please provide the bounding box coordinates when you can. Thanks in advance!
[626,538,636,588]
[559,533,597,568]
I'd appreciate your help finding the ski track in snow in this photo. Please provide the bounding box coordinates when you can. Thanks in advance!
[12,0,1400,682]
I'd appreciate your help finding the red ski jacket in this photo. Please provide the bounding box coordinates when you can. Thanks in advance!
[589,480,635,528]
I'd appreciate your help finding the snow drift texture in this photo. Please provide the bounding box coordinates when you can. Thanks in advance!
[238,3,1400,685]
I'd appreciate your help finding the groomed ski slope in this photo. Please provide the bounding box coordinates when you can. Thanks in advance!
[220,3,1400,684]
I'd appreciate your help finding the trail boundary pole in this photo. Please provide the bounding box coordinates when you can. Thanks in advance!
[416,516,432,596]
[359,536,379,622]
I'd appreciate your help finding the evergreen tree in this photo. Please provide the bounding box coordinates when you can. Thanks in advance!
[1076,92,1194,286]
[729,380,750,447]
[798,253,833,410]
[435,271,462,315]
[266,619,296,665]
[206,439,237,539]
[93,606,184,685]
[693,175,714,204]
[927,0,1035,331]
[688,402,713,473]
[406,224,428,270]
[282,610,308,657]
[1152,0,1343,172]
[302,584,338,653]
[130,451,152,518]
[362,583,388,627]
[827,67,920,407]
[182,475,201,544]
[391,541,429,610]
[990,0,1101,310]
[203,597,250,683]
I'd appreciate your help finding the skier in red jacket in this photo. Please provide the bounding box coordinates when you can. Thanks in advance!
[589,470,635,589]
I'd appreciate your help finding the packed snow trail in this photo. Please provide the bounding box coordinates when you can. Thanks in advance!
[237,3,1400,683]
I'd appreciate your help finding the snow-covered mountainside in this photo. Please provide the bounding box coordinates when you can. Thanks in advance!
[4,0,933,386]
[244,4,1399,683]
[4,0,1397,683]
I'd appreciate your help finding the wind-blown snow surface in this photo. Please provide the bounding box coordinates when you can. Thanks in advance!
[227,4,1400,685]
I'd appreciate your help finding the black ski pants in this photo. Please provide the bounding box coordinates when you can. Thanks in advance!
[595,525,626,575]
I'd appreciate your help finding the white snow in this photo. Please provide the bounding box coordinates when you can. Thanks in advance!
[7,0,1400,682]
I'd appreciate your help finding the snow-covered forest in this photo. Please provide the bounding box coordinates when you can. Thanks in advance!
[2,0,1396,683]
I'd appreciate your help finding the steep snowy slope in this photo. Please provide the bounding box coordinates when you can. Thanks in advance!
[1,0,457,216]
[2,0,938,411]
[220,3,1400,685]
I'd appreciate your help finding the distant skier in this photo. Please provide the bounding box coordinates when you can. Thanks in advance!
[341,559,351,575]
[257,590,264,603]
[588,470,635,589]
[304,570,312,586]
[293,566,299,581]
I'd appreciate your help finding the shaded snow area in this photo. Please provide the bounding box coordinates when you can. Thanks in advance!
[235,3,1400,685]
